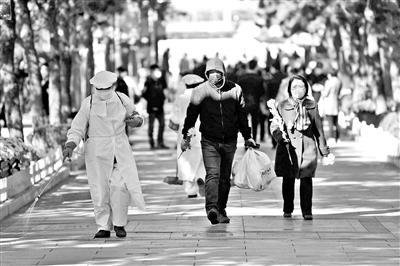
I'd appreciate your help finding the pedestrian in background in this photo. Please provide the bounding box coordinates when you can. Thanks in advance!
[270,74,331,220]
[169,74,206,198]
[237,59,265,143]
[179,53,191,76]
[264,64,284,148]
[62,71,145,238]
[142,64,169,149]
[319,69,342,144]
[116,66,129,97]
[181,58,257,225]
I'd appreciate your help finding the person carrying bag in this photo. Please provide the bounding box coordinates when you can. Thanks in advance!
[269,74,334,221]
[232,146,275,191]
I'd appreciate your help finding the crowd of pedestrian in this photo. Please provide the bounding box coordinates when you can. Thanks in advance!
[61,48,398,238]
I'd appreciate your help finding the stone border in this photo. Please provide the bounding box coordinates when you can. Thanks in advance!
[0,155,85,221]
[0,165,69,220]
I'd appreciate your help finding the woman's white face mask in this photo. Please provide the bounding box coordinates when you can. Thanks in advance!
[95,88,114,101]
[290,79,307,100]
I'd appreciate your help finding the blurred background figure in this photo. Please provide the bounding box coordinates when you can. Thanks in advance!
[264,64,285,148]
[116,66,129,97]
[169,74,206,198]
[319,69,342,144]
[179,53,190,76]
[142,64,169,149]
[237,59,265,143]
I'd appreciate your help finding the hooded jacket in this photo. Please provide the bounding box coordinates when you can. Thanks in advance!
[182,58,251,143]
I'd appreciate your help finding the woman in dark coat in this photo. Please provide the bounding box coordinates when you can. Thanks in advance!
[270,74,330,220]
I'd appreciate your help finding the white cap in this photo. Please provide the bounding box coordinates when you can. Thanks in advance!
[90,71,118,89]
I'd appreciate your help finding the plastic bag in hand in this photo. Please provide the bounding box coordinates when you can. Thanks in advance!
[232,148,275,191]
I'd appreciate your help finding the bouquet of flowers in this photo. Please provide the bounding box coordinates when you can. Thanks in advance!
[266,99,290,143]
[266,99,292,165]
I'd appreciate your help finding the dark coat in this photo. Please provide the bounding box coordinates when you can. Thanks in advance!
[237,72,265,112]
[142,76,167,113]
[271,98,329,178]
[182,80,251,143]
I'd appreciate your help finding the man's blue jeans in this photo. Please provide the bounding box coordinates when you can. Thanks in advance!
[201,137,237,212]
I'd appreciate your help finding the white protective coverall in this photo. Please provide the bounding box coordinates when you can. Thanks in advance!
[66,92,145,230]
[170,89,205,196]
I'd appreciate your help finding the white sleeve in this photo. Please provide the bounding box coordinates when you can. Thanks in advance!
[118,92,145,126]
[66,97,90,146]
[118,92,136,114]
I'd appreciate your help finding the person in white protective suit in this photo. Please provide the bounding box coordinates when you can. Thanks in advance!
[169,74,206,198]
[62,71,146,239]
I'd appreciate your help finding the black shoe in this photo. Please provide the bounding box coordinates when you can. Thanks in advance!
[187,194,198,198]
[94,230,110,238]
[207,208,219,225]
[114,226,127,238]
[283,212,292,218]
[150,140,155,149]
[303,214,313,220]
[163,176,183,185]
[218,209,230,224]
[157,143,169,149]
[197,178,205,197]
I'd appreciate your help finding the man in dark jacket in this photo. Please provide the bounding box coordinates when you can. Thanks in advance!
[142,64,168,149]
[237,59,265,142]
[116,66,129,97]
[181,58,256,225]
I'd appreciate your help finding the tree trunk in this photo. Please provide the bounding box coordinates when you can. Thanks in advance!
[130,47,138,77]
[113,12,120,70]
[84,13,95,97]
[120,42,130,70]
[0,0,24,138]
[17,0,43,129]
[379,40,393,100]
[138,0,151,66]
[47,0,62,125]
[105,36,114,71]
[68,4,81,111]
[59,1,72,122]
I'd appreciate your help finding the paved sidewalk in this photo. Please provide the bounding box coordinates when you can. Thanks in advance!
[1,125,399,265]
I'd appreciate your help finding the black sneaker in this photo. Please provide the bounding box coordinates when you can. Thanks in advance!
[207,208,219,225]
[94,230,110,238]
[187,194,198,198]
[303,214,313,220]
[218,209,230,224]
[283,212,292,218]
[197,178,205,197]
[114,226,127,238]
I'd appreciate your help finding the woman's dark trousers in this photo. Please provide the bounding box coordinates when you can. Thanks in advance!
[282,177,313,215]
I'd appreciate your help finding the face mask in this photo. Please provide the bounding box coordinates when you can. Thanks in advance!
[96,89,114,101]
[153,70,162,79]
[290,80,307,100]
[292,89,306,100]
[208,72,223,87]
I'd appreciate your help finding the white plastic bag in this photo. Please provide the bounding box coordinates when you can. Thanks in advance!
[232,148,275,191]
